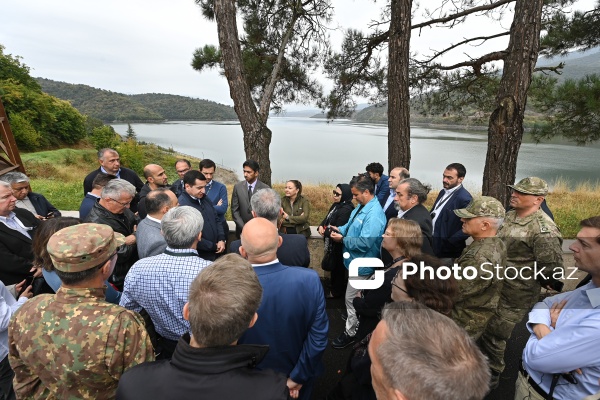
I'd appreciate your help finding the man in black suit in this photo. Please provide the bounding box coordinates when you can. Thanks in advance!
[430,163,472,260]
[83,148,144,213]
[229,188,310,267]
[0,180,40,285]
[0,172,61,219]
[178,170,226,261]
[382,167,410,222]
[170,159,191,198]
[230,160,269,237]
[394,178,435,256]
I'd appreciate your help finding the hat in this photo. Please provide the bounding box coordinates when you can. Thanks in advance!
[48,223,125,272]
[507,177,548,196]
[454,196,505,219]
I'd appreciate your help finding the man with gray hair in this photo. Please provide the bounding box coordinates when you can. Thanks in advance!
[229,188,310,267]
[0,172,61,219]
[394,177,434,255]
[121,206,210,360]
[369,301,490,400]
[136,188,179,259]
[84,179,138,290]
[83,148,144,213]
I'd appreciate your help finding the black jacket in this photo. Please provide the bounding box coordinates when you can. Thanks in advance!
[84,201,138,289]
[83,167,144,213]
[178,192,225,261]
[230,233,311,267]
[116,334,289,400]
[0,208,39,285]
[136,182,152,220]
[26,192,61,218]
[402,204,435,256]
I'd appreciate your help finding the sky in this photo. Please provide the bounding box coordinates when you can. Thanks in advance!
[1,0,595,110]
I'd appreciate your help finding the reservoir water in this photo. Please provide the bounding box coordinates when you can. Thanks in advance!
[112,117,599,190]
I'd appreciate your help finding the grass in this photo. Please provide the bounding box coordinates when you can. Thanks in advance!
[22,149,600,238]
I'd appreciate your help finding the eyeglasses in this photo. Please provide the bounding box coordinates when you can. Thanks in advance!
[333,191,342,197]
[110,197,132,207]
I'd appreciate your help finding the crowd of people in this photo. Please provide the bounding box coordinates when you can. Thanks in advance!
[0,147,598,400]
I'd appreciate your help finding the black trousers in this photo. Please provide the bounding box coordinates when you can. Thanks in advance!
[0,355,16,400]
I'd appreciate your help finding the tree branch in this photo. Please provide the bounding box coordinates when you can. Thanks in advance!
[412,0,516,30]
[417,31,510,65]
[437,50,508,74]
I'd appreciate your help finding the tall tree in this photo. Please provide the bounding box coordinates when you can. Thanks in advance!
[194,0,331,185]
[482,0,545,204]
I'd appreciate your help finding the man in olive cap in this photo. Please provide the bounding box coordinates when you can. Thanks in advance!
[451,196,507,341]
[9,223,154,399]
[478,177,563,388]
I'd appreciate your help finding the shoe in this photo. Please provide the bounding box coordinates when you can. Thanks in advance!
[341,310,347,321]
[331,332,356,349]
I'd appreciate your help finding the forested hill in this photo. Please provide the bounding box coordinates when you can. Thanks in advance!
[36,78,237,122]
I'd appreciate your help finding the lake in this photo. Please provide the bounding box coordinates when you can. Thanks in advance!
[112,118,600,190]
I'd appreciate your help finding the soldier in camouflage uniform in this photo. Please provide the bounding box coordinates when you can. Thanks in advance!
[451,196,507,341]
[8,223,154,399]
[478,177,563,388]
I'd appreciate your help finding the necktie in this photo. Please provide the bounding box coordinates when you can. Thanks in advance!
[248,185,253,200]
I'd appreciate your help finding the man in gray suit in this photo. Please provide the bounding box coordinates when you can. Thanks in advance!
[230,160,269,237]
[137,188,179,259]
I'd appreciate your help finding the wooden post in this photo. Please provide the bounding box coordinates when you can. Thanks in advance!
[0,97,25,175]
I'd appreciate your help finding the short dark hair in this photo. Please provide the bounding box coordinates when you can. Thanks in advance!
[91,173,116,190]
[400,178,431,204]
[199,159,216,170]
[366,162,384,176]
[55,263,104,285]
[183,170,206,186]
[580,216,600,244]
[446,163,466,178]
[145,188,172,215]
[175,159,191,168]
[350,174,374,194]
[243,160,260,172]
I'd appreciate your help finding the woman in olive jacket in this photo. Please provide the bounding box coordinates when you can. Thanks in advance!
[280,180,311,238]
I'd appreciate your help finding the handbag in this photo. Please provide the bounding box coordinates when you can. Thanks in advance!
[321,237,334,272]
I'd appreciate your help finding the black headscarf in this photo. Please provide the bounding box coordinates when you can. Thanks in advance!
[321,183,354,226]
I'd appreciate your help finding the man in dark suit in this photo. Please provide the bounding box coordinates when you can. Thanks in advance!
[395,178,435,256]
[169,159,191,199]
[366,162,390,207]
[83,148,144,213]
[136,188,178,259]
[430,163,472,260]
[178,170,225,261]
[382,167,410,222]
[0,172,61,219]
[229,188,310,267]
[230,160,269,237]
[0,180,40,285]
[237,218,328,400]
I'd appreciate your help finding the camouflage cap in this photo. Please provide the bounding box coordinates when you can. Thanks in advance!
[47,223,125,273]
[454,196,506,219]
[507,177,548,196]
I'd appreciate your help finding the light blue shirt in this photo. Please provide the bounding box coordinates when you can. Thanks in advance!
[523,281,600,399]
[120,247,211,340]
[338,197,386,275]
[0,281,27,360]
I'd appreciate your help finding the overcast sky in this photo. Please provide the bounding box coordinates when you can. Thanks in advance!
[1,0,594,109]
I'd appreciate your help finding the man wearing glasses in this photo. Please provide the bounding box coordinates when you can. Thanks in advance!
[85,179,138,290]
[170,159,191,198]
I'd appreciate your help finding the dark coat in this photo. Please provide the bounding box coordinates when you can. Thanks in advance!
[430,185,472,259]
[178,192,225,261]
[78,193,99,221]
[0,208,39,285]
[26,192,61,217]
[116,334,289,400]
[84,201,138,289]
[402,204,435,256]
[230,233,311,267]
[83,167,144,213]
[374,174,389,207]
[170,180,184,198]
[136,183,152,220]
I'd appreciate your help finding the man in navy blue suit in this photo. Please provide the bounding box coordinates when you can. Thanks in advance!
[237,218,329,400]
[430,163,472,260]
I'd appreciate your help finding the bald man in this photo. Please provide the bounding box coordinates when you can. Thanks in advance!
[237,218,328,400]
[137,164,169,219]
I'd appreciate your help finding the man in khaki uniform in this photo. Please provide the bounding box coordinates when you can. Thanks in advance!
[478,177,563,388]
[451,196,507,341]
[9,223,154,399]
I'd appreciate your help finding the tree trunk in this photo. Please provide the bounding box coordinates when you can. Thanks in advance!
[482,0,544,205]
[213,0,272,185]
[387,0,412,171]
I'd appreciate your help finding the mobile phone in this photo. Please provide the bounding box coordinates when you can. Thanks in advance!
[18,275,34,296]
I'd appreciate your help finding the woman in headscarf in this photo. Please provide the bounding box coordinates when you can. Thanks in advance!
[318,183,355,298]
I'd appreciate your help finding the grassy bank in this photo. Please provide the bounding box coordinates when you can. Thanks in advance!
[22,149,600,238]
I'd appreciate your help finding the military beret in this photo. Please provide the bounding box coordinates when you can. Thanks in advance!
[508,177,548,196]
[454,196,505,219]
[47,223,125,273]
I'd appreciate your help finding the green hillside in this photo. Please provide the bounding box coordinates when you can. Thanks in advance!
[36,78,237,122]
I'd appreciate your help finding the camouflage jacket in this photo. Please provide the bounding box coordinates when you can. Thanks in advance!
[9,287,154,400]
[497,209,563,290]
[451,236,506,340]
